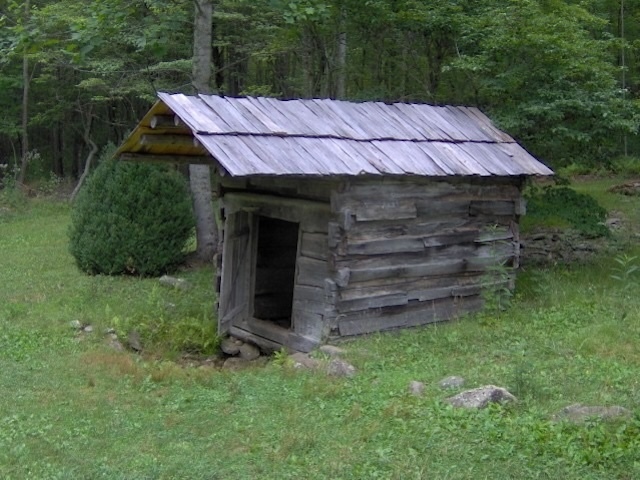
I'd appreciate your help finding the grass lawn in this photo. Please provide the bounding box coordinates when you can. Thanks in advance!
[1,180,639,479]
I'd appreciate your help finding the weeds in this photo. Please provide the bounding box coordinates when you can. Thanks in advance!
[610,253,639,290]
[111,285,219,356]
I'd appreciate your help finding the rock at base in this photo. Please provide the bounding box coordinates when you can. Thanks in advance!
[220,337,243,356]
[289,352,321,370]
[326,359,357,378]
[238,343,261,361]
[446,385,516,409]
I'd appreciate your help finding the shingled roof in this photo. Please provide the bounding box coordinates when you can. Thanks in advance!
[117,92,553,177]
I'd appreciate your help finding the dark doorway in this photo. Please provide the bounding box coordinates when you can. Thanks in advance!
[253,216,299,329]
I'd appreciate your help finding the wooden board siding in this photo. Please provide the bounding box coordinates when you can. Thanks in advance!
[329,177,522,335]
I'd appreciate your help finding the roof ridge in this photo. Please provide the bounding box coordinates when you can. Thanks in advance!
[194,131,516,144]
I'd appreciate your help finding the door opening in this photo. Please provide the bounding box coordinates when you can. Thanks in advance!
[253,216,299,329]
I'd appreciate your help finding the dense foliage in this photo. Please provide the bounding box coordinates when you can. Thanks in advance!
[68,159,194,276]
[525,184,610,237]
[1,0,640,180]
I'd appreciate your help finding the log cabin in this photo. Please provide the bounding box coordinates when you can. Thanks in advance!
[117,93,553,352]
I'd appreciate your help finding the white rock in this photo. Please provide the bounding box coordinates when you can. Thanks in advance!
[446,385,516,409]
[70,320,83,330]
[408,381,425,396]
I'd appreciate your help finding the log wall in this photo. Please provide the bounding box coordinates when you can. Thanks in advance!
[218,175,525,348]
[328,177,524,337]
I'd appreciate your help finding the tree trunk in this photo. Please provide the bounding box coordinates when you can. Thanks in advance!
[18,0,30,186]
[70,110,98,202]
[335,4,347,99]
[190,0,218,262]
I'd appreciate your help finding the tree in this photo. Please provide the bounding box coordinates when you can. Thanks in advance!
[190,0,218,262]
[446,0,639,167]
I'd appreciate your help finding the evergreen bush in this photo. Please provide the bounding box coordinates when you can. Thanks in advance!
[69,159,195,276]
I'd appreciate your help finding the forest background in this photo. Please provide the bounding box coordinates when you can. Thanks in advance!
[1,0,640,184]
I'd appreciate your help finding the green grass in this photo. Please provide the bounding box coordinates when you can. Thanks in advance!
[1,184,640,479]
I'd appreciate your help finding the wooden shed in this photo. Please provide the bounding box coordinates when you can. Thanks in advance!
[117,93,553,352]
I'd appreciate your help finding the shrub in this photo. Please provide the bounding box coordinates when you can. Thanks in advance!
[69,159,195,276]
[524,184,609,237]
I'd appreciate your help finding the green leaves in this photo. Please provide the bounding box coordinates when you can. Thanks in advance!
[448,0,639,167]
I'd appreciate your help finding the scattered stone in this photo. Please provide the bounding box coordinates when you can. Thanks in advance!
[222,357,251,370]
[70,320,83,330]
[82,325,94,333]
[408,381,425,396]
[326,358,357,378]
[446,385,516,409]
[439,376,465,389]
[609,181,640,196]
[238,343,261,361]
[158,275,190,290]
[319,345,346,357]
[107,338,125,351]
[552,404,632,424]
[127,330,142,352]
[289,352,321,370]
[105,328,116,335]
[605,217,623,230]
[220,337,243,356]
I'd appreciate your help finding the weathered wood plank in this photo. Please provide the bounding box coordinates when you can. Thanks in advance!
[229,326,284,353]
[293,284,325,303]
[300,232,327,260]
[334,179,521,205]
[292,298,326,316]
[248,177,336,202]
[346,229,479,256]
[350,200,417,221]
[339,273,483,301]
[235,317,318,352]
[337,295,484,336]
[414,198,471,218]
[345,217,479,243]
[292,309,326,340]
[223,192,330,233]
[327,222,341,248]
[475,228,514,244]
[335,277,507,313]
[337,293,409,313]
[469,200,516,217]
[296,256,329,288]
[336,242,513,271]
[345,254,512,283]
